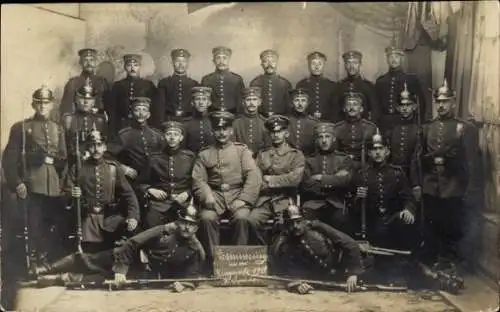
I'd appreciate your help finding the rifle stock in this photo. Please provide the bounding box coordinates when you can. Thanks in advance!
[65,277,222,289]
[75,126,83,253]
[415,96,425,243]
[20,117,32,271]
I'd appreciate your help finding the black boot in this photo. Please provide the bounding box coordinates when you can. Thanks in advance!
[31,254,77,277]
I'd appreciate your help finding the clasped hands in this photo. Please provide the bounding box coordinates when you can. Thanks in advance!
[147,188,189,204]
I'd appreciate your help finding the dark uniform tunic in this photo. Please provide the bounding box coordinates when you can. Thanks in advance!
[250,74,292,117]
[157,74,199,120]
[334,118,378,163]
[301,150,354,231]
[270,220,363,278]
[182,113,215,153]
[2,115,68,261]
[139,148,196,228]
[296,75,338,122]
[232,113,270,156]
[201,70,245,114]
[336,75,378,122]
[107,77,158,137]
[60,73,110,115]
[288,112,318,156]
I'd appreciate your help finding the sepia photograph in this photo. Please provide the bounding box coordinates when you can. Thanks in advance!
[0,2,499,311]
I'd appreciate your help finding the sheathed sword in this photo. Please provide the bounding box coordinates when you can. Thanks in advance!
[65,277,222,290]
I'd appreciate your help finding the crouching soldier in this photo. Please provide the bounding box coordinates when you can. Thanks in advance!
[31,205,206,291]
[64,128,140,253]
[139,121,195,229]
[301,122,355,233]
[270,204,363,294]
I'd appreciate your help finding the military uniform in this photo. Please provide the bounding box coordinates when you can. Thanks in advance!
[288,111,318,156]
[60,49,110,116]
[301,123,355,231]
[158,49,199,121]
[334,118,378,164]
[2,86,68,263]
[183,112,215,153]
[192,111,262,259]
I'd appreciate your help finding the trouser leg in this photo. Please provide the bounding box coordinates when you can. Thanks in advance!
[230,207,251,245]
[197,210,219,275]
[145,207,178,229]
[248,205,274,245]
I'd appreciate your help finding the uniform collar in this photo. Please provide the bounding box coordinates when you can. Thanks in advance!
[130,120,149,130]
[174,72,187,77]
[32,114,50,121]
[371,160,388,169]
[215,141,233,150]
[164,146,181,156]
[88,157,105,165]
[437,113,454,121]
[291,110,308,118]
[399,114,416,124]
[389,67,404,75]
[243,111,259,118]
[126,75,139,81]
[346,116,362,124]
[193,111,209,119]
[76,110,93,116]
[81,71,95,77]
[345,74,361,81]
[216,69,229,75]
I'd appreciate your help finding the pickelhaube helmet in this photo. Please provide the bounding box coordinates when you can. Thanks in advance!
[32,85,54,103]
[433,78,456,101]
[385,32,405,55]
[368,129,388,149]
[76,77,97,99]
[399,81,416,105]
[85,123,106,144]
[178,200,198,224]
[283,199,303,221]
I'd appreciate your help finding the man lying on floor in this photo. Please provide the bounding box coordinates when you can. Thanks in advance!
[30,204,206,290]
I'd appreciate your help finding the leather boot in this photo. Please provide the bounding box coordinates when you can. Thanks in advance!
[32,254,77,277]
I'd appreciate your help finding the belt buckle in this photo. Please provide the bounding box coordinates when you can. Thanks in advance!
[175,110,183,117]
[220,183,230,192]
[92,206,103,213]
[434,157,444,165]
[44,156,54,165]
[313,111,322,119]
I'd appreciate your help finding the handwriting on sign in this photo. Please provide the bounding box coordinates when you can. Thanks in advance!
[213,246,268,286]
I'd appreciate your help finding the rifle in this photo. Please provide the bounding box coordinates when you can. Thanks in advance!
[247,274,408,292]
[74,125,83,254]
[20,116,33,272]
[65,277,222,290]
[417,262,464,294]
[415,95,425,244]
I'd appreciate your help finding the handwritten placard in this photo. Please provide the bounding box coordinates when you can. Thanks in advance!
[213,245,268,286]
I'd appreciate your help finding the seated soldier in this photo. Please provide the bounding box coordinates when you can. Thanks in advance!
[301,122,355,233]
[138,121,196,229]
[249,115,305,245]
[31,205,206,290]
[270,203,363,294]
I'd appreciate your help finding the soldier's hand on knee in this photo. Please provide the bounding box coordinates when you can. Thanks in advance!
[311,174,323,181]
[148,188,168,200]
[230,199,246,211]
[172,191,189,204]
[399,209,415,224]
[336,169,350,177]
[346,275,358,293]
[126,218,138,231]
[205,196,216,210]
[356,187,368,198]
[16,183,28,199]
[121,165,137,179]
[71,186,82,198]
[412,186,422,202]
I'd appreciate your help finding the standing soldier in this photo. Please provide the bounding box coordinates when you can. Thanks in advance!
[250,50,293,118]
[334,92,378,167]
[157,49,199,121]
[192,111,262,272]
[201,46,244,114]
[64,128,140,253]
[337,51,378,122]
[249,115,305,245]
[375,36,427,132]
[107,54,158,138]
[60,48,110,116]
[296,51,338,122]
[287,88,319,156]
[416,79,477,271]
[301,123,355,232]
[183,86,215,153]
[232,86,270,157]
[2,85,68,265]
[139,121,196,229]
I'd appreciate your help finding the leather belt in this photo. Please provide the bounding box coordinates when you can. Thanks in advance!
[210,183,242,192]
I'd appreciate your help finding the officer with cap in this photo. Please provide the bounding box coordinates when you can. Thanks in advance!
[138,121,196,229]
[270,203,363,293]
[192,110,262,273]
[333,92,378,166]
[111,97,165,188]
[288,88,319,156]
[107,53,158,138]
[249,115,305,245]
[183,86,216,153]
[64,127,140,253]
[337,50,378,122]
[296,51,339,121]
[250,49,293,117]
[60,48,110,116]
[157,49,199,121]
[62,77,109,167]
[232,86,271,156]
[375,35,427,132]
[301,122,355,232]
[3,85,68,265]
[201,46,245,114]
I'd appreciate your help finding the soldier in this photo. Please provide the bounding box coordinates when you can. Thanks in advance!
[31,205,206,289]
[301,122,355,232]
[157,49,199,121]
[64,128,140,253]
[416,79,477,270]
[287,88,319,156]
[62,77,108,167]
[334,92,378,167]
[337,51,378,122]
[232,86,270,156]
[201,46,244,114]
[249,115,305,245]
[111,97,165,188]
[60,48,110,116]
[296,51,338,121]
[139,121,196,229]
[2,85,67,265]
[183,86,215,153]
[107,54,158,138]
[250,50,293,117]
[192,111,262,272]
[270,204,362,293]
